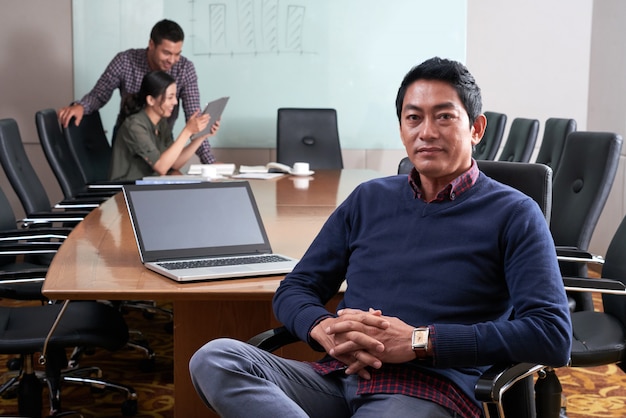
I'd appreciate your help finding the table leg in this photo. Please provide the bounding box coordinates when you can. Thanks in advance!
[172,297,340,417]
[173,299,272,417]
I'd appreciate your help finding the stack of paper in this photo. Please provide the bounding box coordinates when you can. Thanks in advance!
[238,165,269,174]
[188,163,236,176]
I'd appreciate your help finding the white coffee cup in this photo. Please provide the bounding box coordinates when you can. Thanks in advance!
[293,178,311,190]
[201,165,217,179]
[292,162,310,175]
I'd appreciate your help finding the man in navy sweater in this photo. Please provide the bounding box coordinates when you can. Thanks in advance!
[189,57,572,417]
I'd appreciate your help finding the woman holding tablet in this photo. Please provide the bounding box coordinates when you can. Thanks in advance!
[109,71,219,181]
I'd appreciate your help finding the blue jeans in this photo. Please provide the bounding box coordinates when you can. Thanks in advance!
[189,338,458,418]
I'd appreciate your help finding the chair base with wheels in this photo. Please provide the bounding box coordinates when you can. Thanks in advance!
[0,301,138,417]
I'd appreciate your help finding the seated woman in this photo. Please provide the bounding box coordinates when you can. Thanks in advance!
[109,70,218,181]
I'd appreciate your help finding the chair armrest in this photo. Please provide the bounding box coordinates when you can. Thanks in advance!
[72,190,117,199]
[19,211,87,227]
[87,180,132,191]
[54,200,101,210]
[0,268,48,284]
[0,227,70,241]
[556,246,605,264]
[247,326,300,353]
[25,210,90,219]
[0,241,61,255]
[563,276,626,294]
[475,362,546,403]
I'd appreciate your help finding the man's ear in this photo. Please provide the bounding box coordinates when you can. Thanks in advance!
[471,114,487,146]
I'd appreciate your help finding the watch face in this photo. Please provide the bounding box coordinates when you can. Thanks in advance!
[413,329,428,347]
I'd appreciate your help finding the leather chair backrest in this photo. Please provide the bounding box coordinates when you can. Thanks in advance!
[276,108,343,170]
[63,111,112,183]
[397,156,413,175]
[397,157,552,222]
[473,111,507,160]
[535,118,576,177]
[0,119,53,215]
[36,109,87,199]
[553,131,622,312]
[478,160,552,222]
[0,187,18,266]
[497,118,539,163]
[551,131,622,249]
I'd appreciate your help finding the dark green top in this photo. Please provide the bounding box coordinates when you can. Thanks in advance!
[109,110,173,181]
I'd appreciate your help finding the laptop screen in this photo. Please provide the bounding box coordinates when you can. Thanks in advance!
[123,181,272,262]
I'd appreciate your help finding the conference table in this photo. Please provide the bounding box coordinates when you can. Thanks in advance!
[42,169,382,417]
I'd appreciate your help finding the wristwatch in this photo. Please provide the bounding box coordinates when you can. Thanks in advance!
[411,327,429,352]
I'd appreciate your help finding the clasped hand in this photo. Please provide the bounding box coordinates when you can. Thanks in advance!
[310,308,415,380]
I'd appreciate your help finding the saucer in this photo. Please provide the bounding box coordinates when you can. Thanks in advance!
[290,170,315,177]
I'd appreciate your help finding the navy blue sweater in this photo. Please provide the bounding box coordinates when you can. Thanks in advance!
[273,172,572,405]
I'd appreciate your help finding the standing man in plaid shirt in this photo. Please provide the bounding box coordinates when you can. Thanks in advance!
[58,19,216,164]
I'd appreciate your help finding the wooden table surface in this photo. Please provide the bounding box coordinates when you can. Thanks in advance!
[42,169,382,417]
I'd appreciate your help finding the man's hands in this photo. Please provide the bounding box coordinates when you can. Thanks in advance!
[310,308,418,380]
[58,104,85,128]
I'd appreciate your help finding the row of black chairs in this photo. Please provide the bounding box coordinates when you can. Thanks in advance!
[44,107,345,182]
[0,115,142,417]
[474,112,577,180]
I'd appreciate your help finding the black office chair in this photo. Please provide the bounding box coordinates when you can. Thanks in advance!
[276,108,343,170]
[397,156,414,175]
[566,214,626,370]
[478,161,552,222]
[63,110,112,183]
[479,212,626,418]
[250,159,554,418]
[473,111,507,160]
[0,118,157,370]
[497,118,539,163]
[35,109,121,201]
[397,157,553,221]
[551,131,623,312]
[0,299,137,417]
[0,119,98,228]
[534,118,577,179]
[0,183,64,301]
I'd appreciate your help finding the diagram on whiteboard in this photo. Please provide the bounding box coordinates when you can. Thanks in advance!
[190,0,316,57]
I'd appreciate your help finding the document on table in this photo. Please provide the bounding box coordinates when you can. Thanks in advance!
[231,172,285,180]
[188,163,236,176]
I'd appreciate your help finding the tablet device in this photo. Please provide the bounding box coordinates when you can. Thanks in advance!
[190,96,230,140]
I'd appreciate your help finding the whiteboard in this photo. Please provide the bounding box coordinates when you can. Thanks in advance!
[73,0,466,149]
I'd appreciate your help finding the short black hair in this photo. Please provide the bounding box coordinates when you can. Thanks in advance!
[395,57,482,126]
[150,19,185,45]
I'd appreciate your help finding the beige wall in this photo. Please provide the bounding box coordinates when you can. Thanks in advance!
[0,0,74,219]
[586,1,626,256]
[1,0,624,257]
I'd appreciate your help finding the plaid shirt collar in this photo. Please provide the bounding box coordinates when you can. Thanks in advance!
[408,159,479,202]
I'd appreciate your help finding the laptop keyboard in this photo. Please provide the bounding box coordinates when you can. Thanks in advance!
[158,255,290,270]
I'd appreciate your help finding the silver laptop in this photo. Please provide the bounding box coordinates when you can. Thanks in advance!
[123,181,299,282]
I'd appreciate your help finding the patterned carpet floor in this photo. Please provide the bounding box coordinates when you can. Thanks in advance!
[0,298,624,417]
